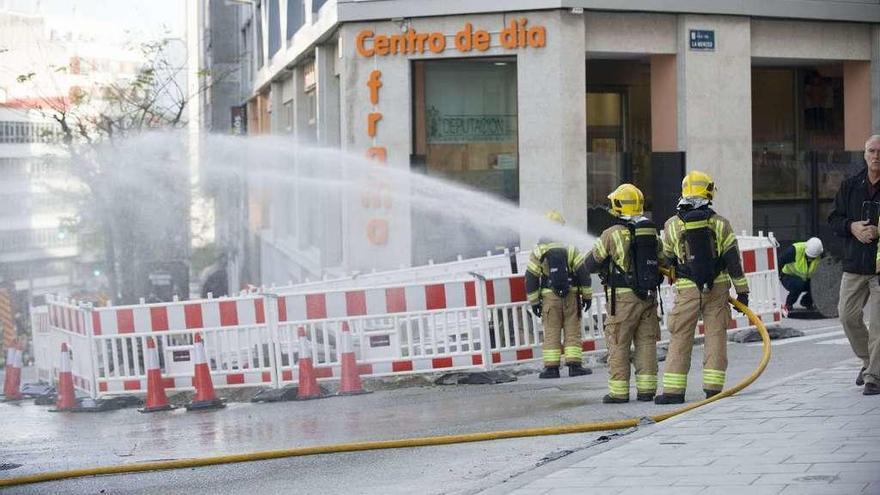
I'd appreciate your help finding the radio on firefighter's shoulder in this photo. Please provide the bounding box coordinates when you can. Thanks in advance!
[862,201,880,226]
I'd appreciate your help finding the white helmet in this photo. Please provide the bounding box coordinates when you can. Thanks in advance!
[805,237,823,258]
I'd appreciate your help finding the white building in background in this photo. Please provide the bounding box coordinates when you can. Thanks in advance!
[0,103,75,299]
[195,0,880,289]
[0,7,143,307]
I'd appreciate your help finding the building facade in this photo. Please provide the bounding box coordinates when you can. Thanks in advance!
[200,0,880,286]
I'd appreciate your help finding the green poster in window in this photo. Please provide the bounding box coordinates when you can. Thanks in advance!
[426,106,517,143]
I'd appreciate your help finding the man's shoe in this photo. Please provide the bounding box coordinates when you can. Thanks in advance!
[704,389,721,399]
[567,364,592,377]
[857,367,867,386]
[864,383,880,396]
[654,393,685,405]
[781,304,790,317]
[603,394,629,404]
[539,366,560,379]
[636,392,655,402]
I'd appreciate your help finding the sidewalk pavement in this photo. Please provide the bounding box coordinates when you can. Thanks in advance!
[488,359,880,495]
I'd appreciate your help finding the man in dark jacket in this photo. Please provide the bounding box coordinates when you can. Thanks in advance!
[828,134,880,396]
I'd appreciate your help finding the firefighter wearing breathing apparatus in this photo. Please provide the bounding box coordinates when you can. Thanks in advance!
[655,171,750,405]
[584,184,664,403]
[526,210,593,379]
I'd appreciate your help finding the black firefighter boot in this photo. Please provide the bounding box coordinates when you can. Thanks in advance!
[539,366,560,379]
[704,389,721,399]
[603,394,629,404]
[654,393,685,405]
[567,363,592,377]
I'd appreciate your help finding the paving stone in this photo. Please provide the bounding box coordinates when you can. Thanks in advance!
[591,475,680,487]
[708,454,794,466]
[753,472,838,485]
[525,476,618,488]
[616,487,704,495]
[784,453,867,464]
[543,467,599,479]
[541,489,623,495]
[806,461,880,473]
[508,489,551,495]
[672,474,759,486]
[778,483,869,494]
[570,456,653,468]
[730,463,810,474]
[700,486,785,495]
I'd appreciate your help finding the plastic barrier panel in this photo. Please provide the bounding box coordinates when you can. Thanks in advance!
[36,234,783,393]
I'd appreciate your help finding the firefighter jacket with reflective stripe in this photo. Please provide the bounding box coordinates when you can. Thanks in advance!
[780,242,820,281]
[584,224,665,295]
[662,211,749,294]
[525,241,592,304]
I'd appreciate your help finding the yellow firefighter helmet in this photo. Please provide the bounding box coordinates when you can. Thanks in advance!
[544,209,565,225]
[607,183,645,217]
[681,170,715,201]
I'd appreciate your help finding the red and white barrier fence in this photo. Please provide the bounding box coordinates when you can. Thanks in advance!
[33,234,782,399]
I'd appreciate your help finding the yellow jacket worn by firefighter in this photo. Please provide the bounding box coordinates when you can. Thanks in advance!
[526,210,593,379]
[584,184,665,403]
[655,171,750,405]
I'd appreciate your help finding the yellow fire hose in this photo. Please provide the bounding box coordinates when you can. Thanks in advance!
[0,297,770,488]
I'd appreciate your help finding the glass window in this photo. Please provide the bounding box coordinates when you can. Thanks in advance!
[282,100,293,134]
[287,0,304,39]
[585,60,652,235]
[415,59,518,202]
[267,0,280,57]
[411,58,518,264]
[255,2,264,67]
[751,65,848,245]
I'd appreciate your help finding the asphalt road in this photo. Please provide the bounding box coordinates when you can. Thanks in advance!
[0,317,860,494]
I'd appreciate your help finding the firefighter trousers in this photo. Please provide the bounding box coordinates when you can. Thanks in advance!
[604,291,660,399]
[661,282,731,394]
[541,292,583,366]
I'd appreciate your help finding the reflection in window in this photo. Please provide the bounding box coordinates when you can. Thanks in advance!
[751,65,851,245]
[412,59,518,264]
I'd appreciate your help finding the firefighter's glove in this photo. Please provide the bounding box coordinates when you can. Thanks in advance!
[735,293,749,313]
[581,296,591,312]
[531,303,542,318]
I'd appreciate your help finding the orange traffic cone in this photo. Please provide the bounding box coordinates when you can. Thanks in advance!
[296,327,322,400]
[54,343,76,410]
[139,337,174,413]
[3,343,23,401]
[337,322,368,396]
[186,333,224,411]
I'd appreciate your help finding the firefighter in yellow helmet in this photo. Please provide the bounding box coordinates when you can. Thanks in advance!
[655,171,750,404]
[584,184,665,402]
[525,210,593,378]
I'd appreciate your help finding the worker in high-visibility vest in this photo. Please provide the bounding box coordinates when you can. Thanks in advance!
[778,237,823,314]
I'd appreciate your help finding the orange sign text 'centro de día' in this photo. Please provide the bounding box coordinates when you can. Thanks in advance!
[356,18,546,57]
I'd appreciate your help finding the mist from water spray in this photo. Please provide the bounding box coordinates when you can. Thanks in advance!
[99,131,598,276]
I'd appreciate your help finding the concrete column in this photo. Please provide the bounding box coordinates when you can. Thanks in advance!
[339,22,413,272]
[677,15,752,233]
[651,54,677,152]
[316,43,341,147]
[269,80,284,134]
[872,26,880,134]
[293,61,313,142]
[844,61,872,150]
[519,10,587,244]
